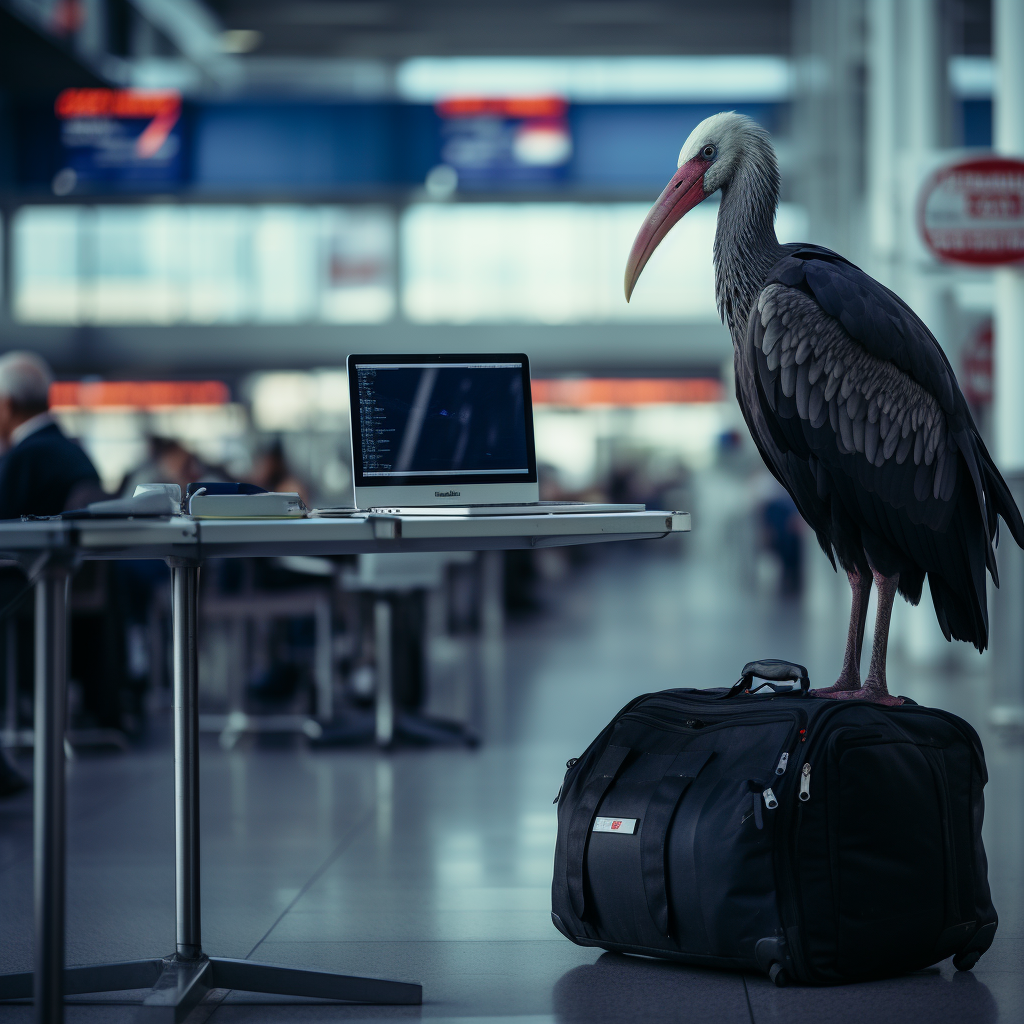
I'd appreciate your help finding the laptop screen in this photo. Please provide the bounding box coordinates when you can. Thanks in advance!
[348,354,537,488]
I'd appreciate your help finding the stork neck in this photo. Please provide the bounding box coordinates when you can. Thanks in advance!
[714,161,784,338]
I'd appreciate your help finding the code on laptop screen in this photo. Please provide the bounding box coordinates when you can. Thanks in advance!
[355,362,530,478]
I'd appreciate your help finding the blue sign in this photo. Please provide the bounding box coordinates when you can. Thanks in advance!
[437,97,572,188]
[55,88,183,186]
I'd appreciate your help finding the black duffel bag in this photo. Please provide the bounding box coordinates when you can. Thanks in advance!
[551,660,997,986]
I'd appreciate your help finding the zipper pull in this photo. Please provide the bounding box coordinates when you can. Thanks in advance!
[775,752,789,775]
[555,757,580,804]
[763,787,778,810]
[799,763,811,802]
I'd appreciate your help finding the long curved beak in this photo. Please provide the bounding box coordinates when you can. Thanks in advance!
[624,157,711,302]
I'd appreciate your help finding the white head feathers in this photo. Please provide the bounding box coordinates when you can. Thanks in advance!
[677,111,776,197]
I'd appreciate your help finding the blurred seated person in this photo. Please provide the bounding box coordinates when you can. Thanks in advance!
[0,352,103,518]
[0,352,103,796]
[250,438,307,504]
[228,440,313,595]
[120,435,226,496]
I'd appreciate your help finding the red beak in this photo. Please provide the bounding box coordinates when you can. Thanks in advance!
[624,157,711,302]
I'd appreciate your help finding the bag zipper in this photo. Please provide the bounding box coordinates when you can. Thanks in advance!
[798,762,811,801]
[622,707,805,738]
[768,700,870,984]
[926,748,962,924]
[630,693,810,724]
[622,710,805,793]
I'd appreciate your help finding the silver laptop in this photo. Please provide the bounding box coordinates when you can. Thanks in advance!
[345,352,643,516]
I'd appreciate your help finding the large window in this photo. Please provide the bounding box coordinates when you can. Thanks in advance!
[13,201,807,326]
[402,202,808,324]
[12,205,395,325]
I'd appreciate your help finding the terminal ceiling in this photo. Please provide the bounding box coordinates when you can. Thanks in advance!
[205,1,793,58]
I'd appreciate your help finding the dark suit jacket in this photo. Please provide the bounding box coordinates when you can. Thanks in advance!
[0,422,101,519]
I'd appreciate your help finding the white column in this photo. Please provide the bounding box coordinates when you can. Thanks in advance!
[896,0,954,666]
[867,0,899,272]
[991,0,1024,729]
[899,0,949,362]
[905,0,945,153]
[994,276,1024,468]
[994,0,1024,471]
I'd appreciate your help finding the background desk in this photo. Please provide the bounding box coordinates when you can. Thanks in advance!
[0,510,689,1023]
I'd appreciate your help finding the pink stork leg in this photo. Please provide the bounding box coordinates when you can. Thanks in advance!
[860,570,903,705]
[813,570,904,705]
[811,569,871,695]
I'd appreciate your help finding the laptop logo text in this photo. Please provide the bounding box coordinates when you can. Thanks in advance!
[435,490,461,497]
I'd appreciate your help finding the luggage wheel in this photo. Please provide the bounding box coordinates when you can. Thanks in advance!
[952,921,996,972]
[755,937,791,986]
[952,950,981,972]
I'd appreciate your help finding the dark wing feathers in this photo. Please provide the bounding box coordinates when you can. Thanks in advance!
[783,247,958,410]
[792,250,1024,549]
[748,250,1024,650]
[754,282,953,530]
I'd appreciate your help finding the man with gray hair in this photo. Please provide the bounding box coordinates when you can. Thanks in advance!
[0,351,101,519]
[0,352,101,796]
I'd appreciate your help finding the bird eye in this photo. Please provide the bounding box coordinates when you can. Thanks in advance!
[702,145,716,160]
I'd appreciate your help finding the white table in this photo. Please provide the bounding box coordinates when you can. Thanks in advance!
[0,510,689,1023]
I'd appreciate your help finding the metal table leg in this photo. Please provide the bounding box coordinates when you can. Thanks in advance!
[0,555,421,1022]
[34,557,72,1024]
[170,561,201,961]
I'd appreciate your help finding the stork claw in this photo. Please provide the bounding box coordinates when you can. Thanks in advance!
[810,685,904,706]
[810,679,859,696]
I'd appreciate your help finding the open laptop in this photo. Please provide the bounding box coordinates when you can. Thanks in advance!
[344,352,643,516]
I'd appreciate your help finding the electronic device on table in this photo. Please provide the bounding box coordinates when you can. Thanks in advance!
[185,482,306,518]
[328,353,644,517]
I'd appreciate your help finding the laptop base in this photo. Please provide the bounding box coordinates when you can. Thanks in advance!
[365,502,645,517]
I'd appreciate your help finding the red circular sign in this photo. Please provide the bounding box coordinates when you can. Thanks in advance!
[918,157,1024,266]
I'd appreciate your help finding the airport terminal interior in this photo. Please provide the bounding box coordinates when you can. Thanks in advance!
[0,0,1023,1021]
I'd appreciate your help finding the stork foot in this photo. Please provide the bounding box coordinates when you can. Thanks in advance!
[808,670,861,698]
[810,681,859,697]
[811,684,904,706]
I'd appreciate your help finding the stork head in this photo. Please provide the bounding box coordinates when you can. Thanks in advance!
[624,111,775,301]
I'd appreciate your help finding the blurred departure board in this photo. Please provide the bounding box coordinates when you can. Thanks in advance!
[437,96,572,188]
[54,88,183,187]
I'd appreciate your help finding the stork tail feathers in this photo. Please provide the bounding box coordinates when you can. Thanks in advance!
[982,455,1024,553]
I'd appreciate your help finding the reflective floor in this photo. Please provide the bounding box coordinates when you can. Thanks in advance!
[0,542,1021,1022]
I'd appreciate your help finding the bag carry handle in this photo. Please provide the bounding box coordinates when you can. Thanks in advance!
[565,744,632,921]
[722,659,810,699]
[641,749,713,937]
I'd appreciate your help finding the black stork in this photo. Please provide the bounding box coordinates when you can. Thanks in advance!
[625,111,1024,705]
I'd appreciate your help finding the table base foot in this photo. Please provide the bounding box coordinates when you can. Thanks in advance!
[0,958,164,1000]
[208,956,421,1004]
[140,956,212,1023]
[0,953,422,1019]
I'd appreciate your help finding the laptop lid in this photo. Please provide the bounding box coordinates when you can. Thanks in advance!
[347,353,539,508]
